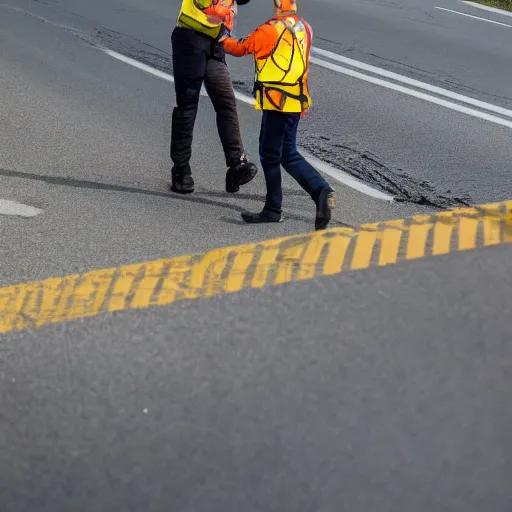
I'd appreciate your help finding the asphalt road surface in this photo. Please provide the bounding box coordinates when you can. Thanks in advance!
[1,0,511,511]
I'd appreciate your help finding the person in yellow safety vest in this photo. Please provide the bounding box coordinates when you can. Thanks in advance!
[222,0,336,230]
[178,0,236,37]
[170,0,258,194]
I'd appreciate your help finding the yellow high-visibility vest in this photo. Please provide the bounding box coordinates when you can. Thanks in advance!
[177,0,237,39]
[254,17,312,113]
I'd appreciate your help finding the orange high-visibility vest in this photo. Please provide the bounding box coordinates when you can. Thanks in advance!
[254,16,313,113]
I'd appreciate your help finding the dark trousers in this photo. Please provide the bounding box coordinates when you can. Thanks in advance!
[170,26,244,172]
[259,110,330,213]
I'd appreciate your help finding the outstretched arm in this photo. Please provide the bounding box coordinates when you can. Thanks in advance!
[222,23,278,58]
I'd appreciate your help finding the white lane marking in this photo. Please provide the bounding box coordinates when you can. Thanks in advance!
[103,49,254,104]
[103,50,175,83]
[0,199,42,218]
[103,49,394,201]
[301,152,393,201]
[463,1,512,18]
[310,56,512,130]
[434,6,512,27]
[311,47,512,119]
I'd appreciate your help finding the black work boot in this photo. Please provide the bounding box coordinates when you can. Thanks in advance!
[241,208,283,224]
[170,167,194,194]
[315,188,336,230]
[226,157,258,193]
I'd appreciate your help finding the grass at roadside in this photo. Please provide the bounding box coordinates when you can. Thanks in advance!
[469,0,512,10]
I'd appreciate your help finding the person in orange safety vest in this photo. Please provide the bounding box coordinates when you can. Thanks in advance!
[222,0,336,230]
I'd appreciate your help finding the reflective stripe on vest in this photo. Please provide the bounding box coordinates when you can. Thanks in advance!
[177,0,237,38]
[254,17,312,113]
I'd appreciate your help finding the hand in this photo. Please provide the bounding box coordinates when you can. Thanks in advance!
[300,109,309,119]
[223,10,234,32]
[218,25,231,43]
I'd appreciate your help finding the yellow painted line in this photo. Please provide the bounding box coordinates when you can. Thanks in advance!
[1,200,511,335]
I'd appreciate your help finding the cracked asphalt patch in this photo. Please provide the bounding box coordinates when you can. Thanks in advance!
[299,132,473,209]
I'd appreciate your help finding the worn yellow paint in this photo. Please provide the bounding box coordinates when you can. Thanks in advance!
[274,241,308,285]
[107,264,142,312]
[405,216,432,260]
[481,206,502,247]
[154,255,194,307]
[378,220,404,266]
[504,210,512,242]
[322,230,353,276]
[350,225,378,270]
[224,249,255,293]
[458,211,480,251]
[251,245,280,289]
[1,200,511,335]
[432,213,456,255]
[68,269,117,318]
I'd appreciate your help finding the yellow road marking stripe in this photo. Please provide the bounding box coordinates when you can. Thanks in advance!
[378,220,405,266]
[296,236,327,281]
[153,255,194,306]
[107,264,144,312]
[1,200,511,335]
[406,216,433,260]
[458,214,479,251]
[129,261,168,309]
[351,224,378,270]
[322,230,353,276]
[274,240,308,285]
[68,269,117,318]
[224,249,255,293]
[504,211,512,242]
[481,207,502,247]
[251,245,280,289]
[432,213,456,255]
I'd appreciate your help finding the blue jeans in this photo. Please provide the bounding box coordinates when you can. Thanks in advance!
[259,110,330,214]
